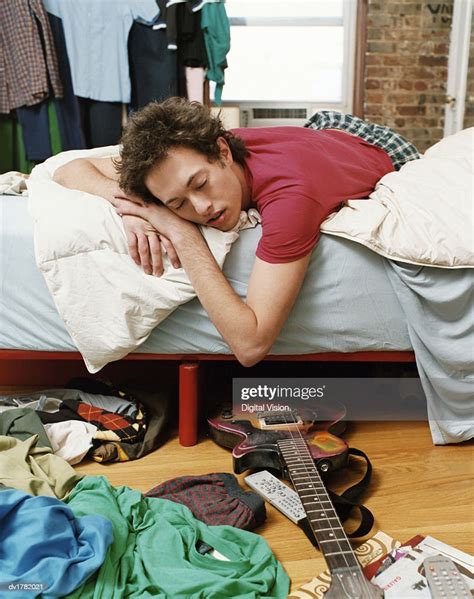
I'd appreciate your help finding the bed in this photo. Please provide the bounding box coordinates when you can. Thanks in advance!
[0,193,414,444]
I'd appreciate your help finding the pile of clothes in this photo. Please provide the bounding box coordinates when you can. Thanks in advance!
[0,379,169,465]
[0,381,290,598]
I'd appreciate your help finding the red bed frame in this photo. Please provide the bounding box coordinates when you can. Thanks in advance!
[0,349,415,446]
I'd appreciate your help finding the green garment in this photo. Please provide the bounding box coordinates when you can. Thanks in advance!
[0,113,34,174]
[201,3,231,105]
[65,476,290,598]
[0,407,52,448]
[0,435,82,499]
[0,101,62,175]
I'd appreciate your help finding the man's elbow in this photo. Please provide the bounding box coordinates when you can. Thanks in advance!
[235,343,270,368]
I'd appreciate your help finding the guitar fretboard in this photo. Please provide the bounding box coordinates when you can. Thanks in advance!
[277,438,361,573]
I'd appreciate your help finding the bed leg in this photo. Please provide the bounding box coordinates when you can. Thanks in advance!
[179,361,200,446]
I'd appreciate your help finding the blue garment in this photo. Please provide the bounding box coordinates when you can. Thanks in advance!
[0,488,113,598]
[48,13,86,150]
[16,102,52,161]
[42,0,160,103]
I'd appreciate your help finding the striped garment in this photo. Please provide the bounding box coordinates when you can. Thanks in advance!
[305,110,420,170]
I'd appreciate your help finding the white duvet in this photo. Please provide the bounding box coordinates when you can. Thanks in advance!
[27,129,473,372]
[321,128,473,268]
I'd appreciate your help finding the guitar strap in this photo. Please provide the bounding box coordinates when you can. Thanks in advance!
[300,448,374,546]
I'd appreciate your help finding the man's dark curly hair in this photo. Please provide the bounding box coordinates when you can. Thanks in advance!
[115,97,249,202]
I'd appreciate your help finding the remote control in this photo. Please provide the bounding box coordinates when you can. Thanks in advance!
[244,470,306,524]
[423,554,471,598]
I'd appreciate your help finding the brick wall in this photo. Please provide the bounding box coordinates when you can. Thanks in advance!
[464,22,474,128]
[364,0,454,152]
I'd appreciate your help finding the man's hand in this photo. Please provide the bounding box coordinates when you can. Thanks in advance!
[113,196,195,241]
[121,215,181,276]
[110,189,180,276]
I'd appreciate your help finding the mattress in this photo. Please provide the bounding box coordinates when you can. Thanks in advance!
[0,194,411,354]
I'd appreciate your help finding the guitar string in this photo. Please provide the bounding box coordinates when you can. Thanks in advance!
[280,410,352,572]
[280,410,375,596]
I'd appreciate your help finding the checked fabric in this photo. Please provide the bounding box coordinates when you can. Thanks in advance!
[305,110,420,170]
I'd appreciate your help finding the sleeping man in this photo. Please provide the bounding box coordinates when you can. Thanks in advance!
[53,98,419,366]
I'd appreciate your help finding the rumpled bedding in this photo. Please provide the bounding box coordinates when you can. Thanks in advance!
[321,128,473,268]
[384,261,473,444]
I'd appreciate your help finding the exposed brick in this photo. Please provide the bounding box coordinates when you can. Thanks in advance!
[396,105,427,116]
[414,81,428,91]
[386,93,419,104]
[383,55,416,66]
[366,54,384,65]
[368,15,397,27]
[368,28,384,41]
[433,43,449,54]
[366,79,381,90]
[367,92,385,103]
[367,41,397,53]
[384,28,422,41]
[418,55,448,67]
[362,0,454,149]
[366,66,399,78]
[399,80,414,91]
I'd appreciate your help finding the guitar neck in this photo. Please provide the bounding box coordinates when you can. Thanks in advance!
[277,438,361,574]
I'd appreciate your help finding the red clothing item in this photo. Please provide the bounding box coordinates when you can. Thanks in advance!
[232,127,394,264]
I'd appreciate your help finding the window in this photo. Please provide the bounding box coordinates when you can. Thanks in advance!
[215,0,357,125]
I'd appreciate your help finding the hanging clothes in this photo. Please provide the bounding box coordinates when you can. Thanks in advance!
[0,114,35,174]
[201,1,231,105]
[128,21,179,111]
[0,0,63,114]
[42,0,160,104]
[176,1,209,98]
[78,99,123,148]
[48,13,86,151]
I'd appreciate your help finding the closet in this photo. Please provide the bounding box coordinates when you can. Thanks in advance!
[0,0,230,173]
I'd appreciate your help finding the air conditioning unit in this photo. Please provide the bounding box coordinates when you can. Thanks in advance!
[212,104,343,128]
[241,106,313,127]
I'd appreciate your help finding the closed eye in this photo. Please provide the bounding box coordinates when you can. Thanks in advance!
[197,179,207,190]
[171,198,186,210]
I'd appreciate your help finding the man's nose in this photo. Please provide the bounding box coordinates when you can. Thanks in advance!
[193,196,212,216]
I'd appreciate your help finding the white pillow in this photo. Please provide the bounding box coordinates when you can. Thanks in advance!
[27,147,258,372]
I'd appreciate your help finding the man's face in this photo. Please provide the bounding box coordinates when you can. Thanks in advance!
[144,139,247,231]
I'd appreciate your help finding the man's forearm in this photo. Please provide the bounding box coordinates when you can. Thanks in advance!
[171,225,266,366]
[53,159,118,203]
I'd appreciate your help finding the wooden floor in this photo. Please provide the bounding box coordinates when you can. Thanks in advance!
[70,420,474,593]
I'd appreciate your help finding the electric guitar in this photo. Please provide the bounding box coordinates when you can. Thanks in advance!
[208,408,385,598]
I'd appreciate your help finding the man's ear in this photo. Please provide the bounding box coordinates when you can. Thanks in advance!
[217,137,233,165]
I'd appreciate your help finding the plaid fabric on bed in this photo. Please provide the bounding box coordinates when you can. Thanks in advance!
[304,110,420,170]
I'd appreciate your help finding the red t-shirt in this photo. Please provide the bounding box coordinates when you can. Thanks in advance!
[232,126,394,264]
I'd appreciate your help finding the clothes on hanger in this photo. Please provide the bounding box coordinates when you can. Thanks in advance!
[42,0,160,104]
[201,1,231,105]
[0,0,63,114]
[128,21,179,111]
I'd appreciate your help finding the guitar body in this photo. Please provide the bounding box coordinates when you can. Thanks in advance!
[208,404,348,477]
